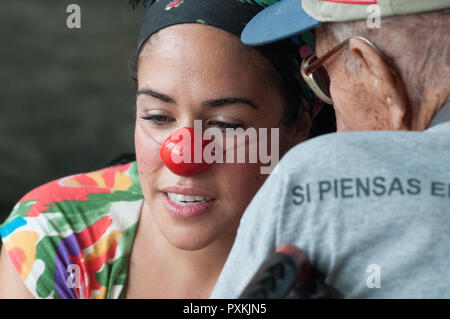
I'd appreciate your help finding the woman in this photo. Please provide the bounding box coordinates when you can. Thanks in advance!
[0,0,334,298]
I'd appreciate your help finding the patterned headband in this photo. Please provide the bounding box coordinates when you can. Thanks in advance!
[129,0,323,119]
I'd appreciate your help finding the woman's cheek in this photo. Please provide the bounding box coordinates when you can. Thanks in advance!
[217,161,268,214]
[134,123,164,179]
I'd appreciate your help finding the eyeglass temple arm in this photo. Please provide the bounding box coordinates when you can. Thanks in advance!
[305,39,350,74]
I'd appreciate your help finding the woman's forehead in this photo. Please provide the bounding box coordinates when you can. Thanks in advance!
[139,24,252,59]
[138,25,275,84]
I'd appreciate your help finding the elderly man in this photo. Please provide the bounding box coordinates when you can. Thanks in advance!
[211,0,450,298]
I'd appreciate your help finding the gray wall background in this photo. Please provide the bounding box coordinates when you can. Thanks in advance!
[0,1,143,223]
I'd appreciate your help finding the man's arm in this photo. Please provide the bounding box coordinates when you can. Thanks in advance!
[0,245,35,298]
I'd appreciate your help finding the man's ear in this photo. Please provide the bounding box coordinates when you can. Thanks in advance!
[348,37,410,130]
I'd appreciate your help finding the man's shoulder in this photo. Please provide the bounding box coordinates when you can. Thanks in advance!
[281,131,381,167]
[279,128,446,174]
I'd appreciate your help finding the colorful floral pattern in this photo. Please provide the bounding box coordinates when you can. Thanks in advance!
[165,0,183,10]
[0,162,144,299]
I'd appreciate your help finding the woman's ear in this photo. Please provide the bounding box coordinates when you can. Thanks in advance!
[348,38,410,130]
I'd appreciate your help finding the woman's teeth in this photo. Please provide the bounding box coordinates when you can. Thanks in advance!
[167,192,211,206]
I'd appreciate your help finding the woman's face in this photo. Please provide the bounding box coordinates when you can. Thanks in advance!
[135,24,307,250]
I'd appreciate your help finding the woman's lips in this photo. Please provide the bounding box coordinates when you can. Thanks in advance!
[161,186,215,198]
[161,188,216,220]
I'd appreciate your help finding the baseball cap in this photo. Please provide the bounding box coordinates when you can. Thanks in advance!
[242,0,450,45]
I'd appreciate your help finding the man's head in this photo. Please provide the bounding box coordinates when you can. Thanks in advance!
[316,10,450,131]
[242,0,450,131]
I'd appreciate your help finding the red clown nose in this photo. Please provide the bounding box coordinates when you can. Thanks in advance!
[160,127,214,177]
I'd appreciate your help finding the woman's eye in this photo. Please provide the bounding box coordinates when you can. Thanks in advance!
[139,114,175,126]
[207,121,244,130]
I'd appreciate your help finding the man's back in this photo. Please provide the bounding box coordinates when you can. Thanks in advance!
[211,120,450,298]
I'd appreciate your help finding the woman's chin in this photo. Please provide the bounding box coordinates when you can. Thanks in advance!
[163,230,217,251]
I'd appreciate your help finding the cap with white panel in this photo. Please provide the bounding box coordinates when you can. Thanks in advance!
[241,0,450,45]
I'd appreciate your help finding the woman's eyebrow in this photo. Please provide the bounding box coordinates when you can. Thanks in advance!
[202,97,258,109]
[136,89,258,110]
[136,88,176,104]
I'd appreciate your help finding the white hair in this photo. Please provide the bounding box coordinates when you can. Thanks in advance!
[324,9,450,108]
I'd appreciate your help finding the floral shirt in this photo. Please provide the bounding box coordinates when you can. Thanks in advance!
[0,162,143,299]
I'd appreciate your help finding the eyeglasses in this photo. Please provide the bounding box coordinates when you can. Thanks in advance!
[300,36,388,105]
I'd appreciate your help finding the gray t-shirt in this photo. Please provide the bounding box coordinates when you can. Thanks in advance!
[211,117,450,298]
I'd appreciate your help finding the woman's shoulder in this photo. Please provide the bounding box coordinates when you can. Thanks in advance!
[0,162,144,299]
[1,161,143,234]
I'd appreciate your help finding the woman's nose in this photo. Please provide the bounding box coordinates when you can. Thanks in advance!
[160,127,214,177]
